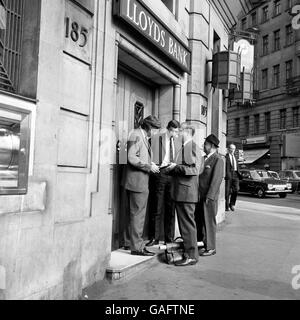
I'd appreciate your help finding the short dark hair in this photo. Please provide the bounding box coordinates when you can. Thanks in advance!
[167,120,180,130]
[141,116,161,131]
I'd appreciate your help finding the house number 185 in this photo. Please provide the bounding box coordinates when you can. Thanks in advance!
[65,17,88,48]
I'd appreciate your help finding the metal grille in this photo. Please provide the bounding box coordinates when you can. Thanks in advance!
[0,0,24,92]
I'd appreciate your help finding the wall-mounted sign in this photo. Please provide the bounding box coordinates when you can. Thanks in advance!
[113,0,191,73]
[242,136,267,145]
[234,39,254,72]
[64,0,93,64]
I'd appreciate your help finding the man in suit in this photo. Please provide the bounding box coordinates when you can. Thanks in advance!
[225,144,241,212]
[123,116,161,256]
[197,134,224,257]
[146,120,181,247]
[167,123,202,266]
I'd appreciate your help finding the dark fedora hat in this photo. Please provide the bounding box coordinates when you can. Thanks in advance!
[205,134,220,148]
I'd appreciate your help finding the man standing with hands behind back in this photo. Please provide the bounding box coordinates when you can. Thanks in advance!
[225,144,241,212]
[198,134,224,257]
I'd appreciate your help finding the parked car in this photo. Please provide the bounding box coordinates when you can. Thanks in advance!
[279,170,300,193]
[268,171,280,180]
[239,169,293,198]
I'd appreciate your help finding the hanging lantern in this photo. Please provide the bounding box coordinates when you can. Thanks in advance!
[229,69,254,104]
[212,51,241,90]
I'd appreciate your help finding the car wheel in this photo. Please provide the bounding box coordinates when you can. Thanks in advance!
[257,188,265,198]
[279,193,287,198]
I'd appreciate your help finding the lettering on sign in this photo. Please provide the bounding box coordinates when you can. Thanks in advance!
[65,17,89,48]
[113,0,191,73]
[64,0,93,64]
[292,5,300,30]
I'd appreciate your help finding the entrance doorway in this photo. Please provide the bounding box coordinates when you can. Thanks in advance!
[112,67,156,250]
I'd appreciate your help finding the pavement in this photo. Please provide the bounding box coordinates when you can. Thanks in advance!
[86,194,300,300]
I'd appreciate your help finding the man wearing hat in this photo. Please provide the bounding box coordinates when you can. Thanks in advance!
[123,115,161,256]
[197,134,224,257]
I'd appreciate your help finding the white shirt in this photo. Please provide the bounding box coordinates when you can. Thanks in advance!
[162,132,175,165]
[230,153,237,171]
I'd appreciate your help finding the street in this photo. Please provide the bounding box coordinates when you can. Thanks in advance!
[88,194,300,300]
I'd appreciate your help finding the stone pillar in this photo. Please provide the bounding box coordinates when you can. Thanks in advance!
[173,84,181,122]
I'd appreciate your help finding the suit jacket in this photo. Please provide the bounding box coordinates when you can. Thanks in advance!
[123,129,152,193]
[170,140,203,203]
[225,153,241,180]
[199,152,224,201]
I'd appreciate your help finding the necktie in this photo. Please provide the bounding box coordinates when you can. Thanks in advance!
[170,137,174,163]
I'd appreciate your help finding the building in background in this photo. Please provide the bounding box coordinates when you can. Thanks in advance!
[227,0,300,171]
[0,0,253,300]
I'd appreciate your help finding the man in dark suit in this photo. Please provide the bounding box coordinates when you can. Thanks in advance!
[225,144,241,212]
[167,123,202,266]
[123,116,161,256]
[197,134,224,257]
[146,120,181,246]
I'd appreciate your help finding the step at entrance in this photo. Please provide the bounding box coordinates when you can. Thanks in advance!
[106,249,160,283]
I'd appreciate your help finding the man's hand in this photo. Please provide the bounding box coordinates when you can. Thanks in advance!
[151,163,160,174]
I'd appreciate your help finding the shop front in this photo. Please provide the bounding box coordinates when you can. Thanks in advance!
[110,0,191,249]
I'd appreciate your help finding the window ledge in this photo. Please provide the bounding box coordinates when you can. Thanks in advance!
[0,179,46,216]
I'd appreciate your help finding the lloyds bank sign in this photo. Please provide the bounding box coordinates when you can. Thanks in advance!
[113,0,192,73]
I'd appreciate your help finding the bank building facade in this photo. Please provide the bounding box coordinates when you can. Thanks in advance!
[0,0,253,300]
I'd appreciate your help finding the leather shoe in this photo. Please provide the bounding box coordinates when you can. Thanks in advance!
[121,246,130,251]
[131,249,155,257]
[200,249,216,257]
[146,239,159,247]
[225,207,230,212]
[175,257,197,266]
[230,205,235,212]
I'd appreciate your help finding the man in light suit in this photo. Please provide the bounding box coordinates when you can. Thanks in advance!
[147,120,180,247]
[123,116,161,256]
[197,134,224,257]
[225,144,242,212]
[167,123,202,266]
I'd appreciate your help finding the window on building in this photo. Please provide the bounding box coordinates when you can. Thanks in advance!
[286,24,294,46]
[262,35,269,55]
[213,31,221,54]
[244,116,250,136]
[286,60,293,80]
[262,5,269,22]
[251,11,257,26]
[0,0,24,92]
[274,29,281,51]
[262,69,268,89]
[235,118,240,137]
[287,0,292,9]
[273,65,280,88]
[254,114,260,135]
[161,0,178,18]
[274,0,281,16]
[280,109,287,129]
[241,17,247,30]
[265,112,271,132]
[293,107,299,128]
